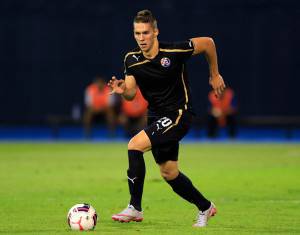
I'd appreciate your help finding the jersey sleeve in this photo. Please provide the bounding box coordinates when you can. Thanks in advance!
[123,56,133,76]
[173,40,194,61]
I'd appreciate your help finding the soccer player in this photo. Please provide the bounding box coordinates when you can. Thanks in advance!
[109,9,225,227]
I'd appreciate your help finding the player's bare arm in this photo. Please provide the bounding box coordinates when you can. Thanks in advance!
[191,37,225,97]
[108,75,137,101]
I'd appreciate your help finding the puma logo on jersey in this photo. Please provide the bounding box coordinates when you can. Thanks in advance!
[128,176,137,184]
[132,55,140,61]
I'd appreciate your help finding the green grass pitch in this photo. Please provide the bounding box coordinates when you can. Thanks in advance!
[0,142,300,235]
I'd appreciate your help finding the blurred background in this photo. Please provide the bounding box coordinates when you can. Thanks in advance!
[0,0,299,141]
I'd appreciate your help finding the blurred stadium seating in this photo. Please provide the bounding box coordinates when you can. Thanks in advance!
[0,0,299,141]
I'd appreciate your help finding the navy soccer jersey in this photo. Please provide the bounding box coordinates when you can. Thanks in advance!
[124,40,194,115]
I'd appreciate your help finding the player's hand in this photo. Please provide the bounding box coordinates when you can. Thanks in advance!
[209,74,226,98]
[108,76,126,95]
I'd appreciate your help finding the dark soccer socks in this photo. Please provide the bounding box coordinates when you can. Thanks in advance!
[127,150,146,212]
[127,150,210,212]
[166,172,211,211]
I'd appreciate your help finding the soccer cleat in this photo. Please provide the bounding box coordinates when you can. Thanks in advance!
[193,202,217,227]
[112,205,143,223]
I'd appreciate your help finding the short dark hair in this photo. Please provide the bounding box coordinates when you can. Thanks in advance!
[134,9,157,29]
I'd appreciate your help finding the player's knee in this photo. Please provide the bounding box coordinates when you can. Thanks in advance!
[128,134,151,152]
[128,137,143,151]
[160,168,179,181]
[128,137,136,150]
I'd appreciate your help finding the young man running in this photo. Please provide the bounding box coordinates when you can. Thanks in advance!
[109,9,225,227]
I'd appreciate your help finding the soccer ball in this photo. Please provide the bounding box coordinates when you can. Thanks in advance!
[67,203,98,231]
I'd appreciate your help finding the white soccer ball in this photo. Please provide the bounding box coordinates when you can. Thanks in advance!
[67,203,98,231]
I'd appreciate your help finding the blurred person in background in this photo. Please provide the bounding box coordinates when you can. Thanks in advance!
[119,87,148,137]
[83,75,120,138]
[207,87,237,138]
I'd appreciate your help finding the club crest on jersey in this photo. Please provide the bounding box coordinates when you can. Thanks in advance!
[160,57,171,67]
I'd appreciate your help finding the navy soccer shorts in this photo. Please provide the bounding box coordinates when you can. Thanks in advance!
[144,109,192,164]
